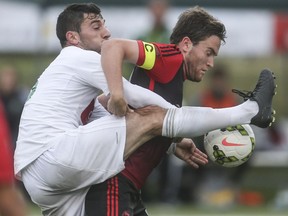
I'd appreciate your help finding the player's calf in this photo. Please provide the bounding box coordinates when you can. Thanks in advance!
[124,105,167,159]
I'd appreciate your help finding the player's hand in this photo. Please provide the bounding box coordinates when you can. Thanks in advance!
[174,138,208,169]
[107,94,131,116]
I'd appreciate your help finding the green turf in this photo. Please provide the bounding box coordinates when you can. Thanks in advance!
[29,203,288,216]
[146,203,288,215]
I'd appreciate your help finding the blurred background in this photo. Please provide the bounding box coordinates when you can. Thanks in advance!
[0,0,288,215]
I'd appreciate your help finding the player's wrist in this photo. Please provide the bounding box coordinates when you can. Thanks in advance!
[110,92,124,100]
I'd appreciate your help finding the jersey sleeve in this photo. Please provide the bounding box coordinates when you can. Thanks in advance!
[123,78,174,109]
[136,40,184,83]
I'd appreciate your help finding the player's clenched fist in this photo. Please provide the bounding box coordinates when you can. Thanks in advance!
[107,94,129,116]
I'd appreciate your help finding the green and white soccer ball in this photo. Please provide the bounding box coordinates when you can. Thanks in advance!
[204,124,255,167]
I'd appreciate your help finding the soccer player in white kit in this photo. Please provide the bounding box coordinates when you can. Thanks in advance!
[14,3,276,216]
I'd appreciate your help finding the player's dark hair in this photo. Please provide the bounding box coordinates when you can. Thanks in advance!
[170,6,226,45]
[56,3,102,47]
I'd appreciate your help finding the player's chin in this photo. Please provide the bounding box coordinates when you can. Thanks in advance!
[188,74,203,82]
[194,76,203,82]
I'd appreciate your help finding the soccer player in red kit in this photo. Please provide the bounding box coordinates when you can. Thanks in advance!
[85,41,194,215]
[85,6,224,215]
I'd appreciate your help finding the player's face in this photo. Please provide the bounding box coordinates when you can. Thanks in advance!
[183,35,221,82]
[77,13,111,53]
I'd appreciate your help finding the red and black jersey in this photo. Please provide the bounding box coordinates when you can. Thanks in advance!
[121,41,185,189]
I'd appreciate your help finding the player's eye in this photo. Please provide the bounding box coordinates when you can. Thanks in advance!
[206,50,212,57]
[92,25,100,30]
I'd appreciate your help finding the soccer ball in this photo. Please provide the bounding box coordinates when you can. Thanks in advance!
[204,124,255,167]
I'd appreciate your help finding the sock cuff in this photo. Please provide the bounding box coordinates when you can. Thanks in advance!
[162,108,177,137]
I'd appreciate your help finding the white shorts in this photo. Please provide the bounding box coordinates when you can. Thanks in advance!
[21,115,126,216]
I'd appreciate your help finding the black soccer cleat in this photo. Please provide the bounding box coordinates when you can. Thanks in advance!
[232,69,277,128]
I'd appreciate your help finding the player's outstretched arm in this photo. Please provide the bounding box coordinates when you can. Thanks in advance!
[173,138,208,169]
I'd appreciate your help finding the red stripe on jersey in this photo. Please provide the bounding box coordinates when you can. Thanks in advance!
[107,180,111,216]
[115,177,119,215]
[107,177,119,216]
[158,44,181,56]
[149,79,155,91]
[111,178,114,216]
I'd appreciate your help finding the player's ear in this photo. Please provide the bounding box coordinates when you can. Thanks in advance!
[181,36,193,52]
[66,31,80,46]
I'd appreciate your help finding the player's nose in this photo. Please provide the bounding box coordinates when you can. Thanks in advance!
[103,27,111,40]
[207,56,214,68]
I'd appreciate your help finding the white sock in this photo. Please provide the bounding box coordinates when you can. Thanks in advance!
[162,100,258,138]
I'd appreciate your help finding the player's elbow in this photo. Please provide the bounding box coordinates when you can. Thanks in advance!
[101,39,116,51]
[101,39,125,57]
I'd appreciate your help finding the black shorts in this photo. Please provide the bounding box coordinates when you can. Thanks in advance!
[85,174,148,216]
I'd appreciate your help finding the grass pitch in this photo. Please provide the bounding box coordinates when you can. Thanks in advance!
[30,203,288,216]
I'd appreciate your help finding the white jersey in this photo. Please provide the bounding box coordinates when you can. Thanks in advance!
[14,46,109,177]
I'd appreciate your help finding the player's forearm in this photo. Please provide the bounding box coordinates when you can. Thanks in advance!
[123,78,175,109]
[101,39,139,98]
[101,40,125,98]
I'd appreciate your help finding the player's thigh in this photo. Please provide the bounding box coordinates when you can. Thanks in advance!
[22,163,89,216]
[124,106,165,159]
